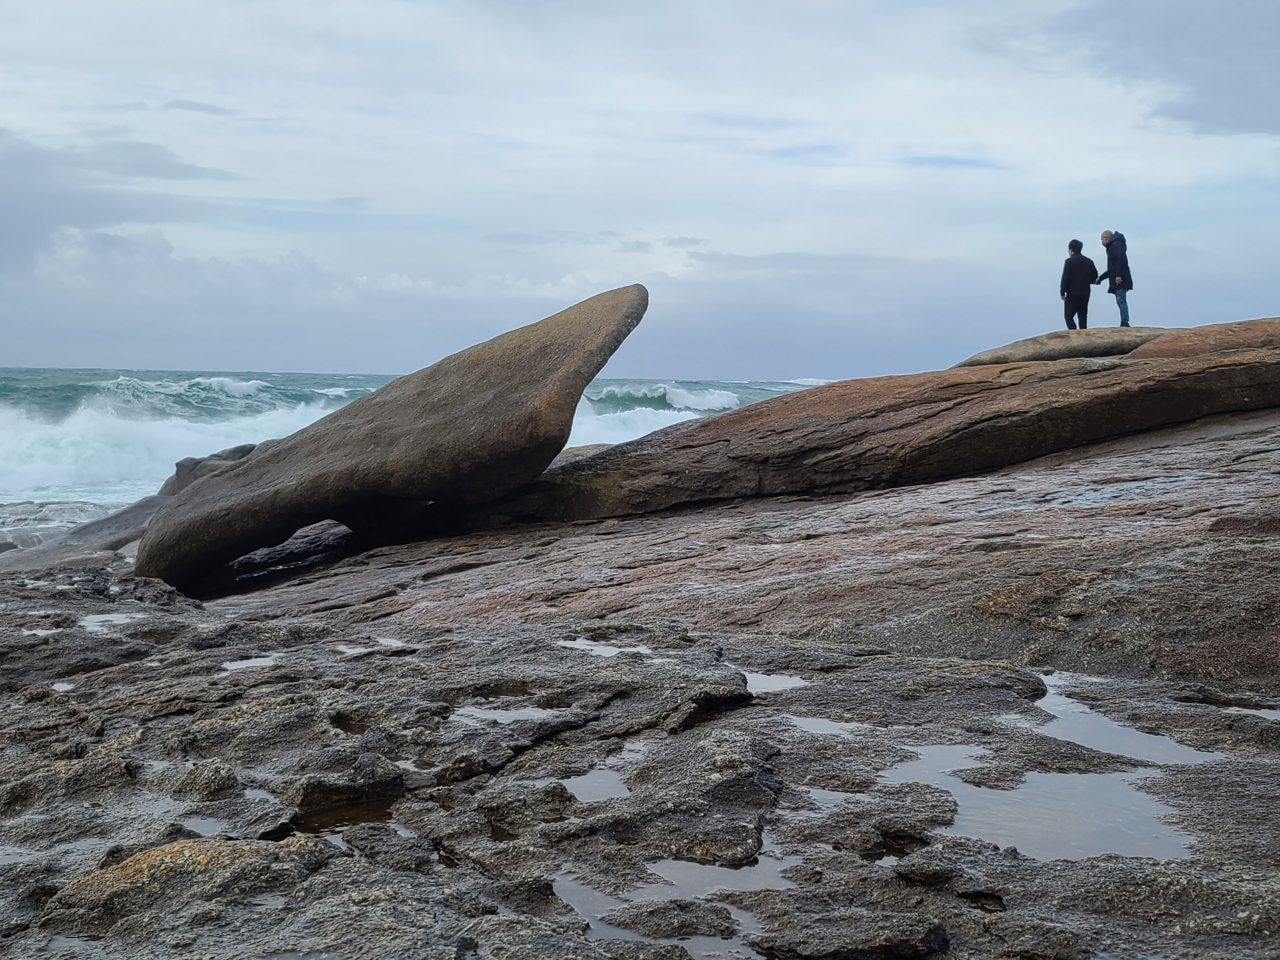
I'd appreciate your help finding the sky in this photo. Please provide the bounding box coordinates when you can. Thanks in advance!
[1,0,1278,380]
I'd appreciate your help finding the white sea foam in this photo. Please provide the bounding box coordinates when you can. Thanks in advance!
[192,377,269,397]
[0,403,335,504]
[0,371,823,510]
[567,401,699,447]
[662,386,740,411]
[587,383,740,412]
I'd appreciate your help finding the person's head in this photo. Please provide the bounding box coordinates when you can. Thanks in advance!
[1068,239,1083,255]
[1100,230,1114,246]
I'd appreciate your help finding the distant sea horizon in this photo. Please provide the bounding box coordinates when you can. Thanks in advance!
[0,366,828,545]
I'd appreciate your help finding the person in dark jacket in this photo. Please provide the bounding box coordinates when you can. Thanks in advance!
[1097,230,1133,327]
[1060,239,1098,330]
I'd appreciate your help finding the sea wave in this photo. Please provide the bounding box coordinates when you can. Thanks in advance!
[585,382,742,414]
[0,370,821,505]
[0,403,337,504]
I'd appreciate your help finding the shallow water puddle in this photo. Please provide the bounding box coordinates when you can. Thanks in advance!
[51,681,75,693]
[334,644,374,656]
[181,816,231,836]
[561,768,631,802]
[1227,706,1280,721]
[557,637,653,657]
[1018,673,1223,765]
[78,613,144,633]
[220,656,277,672]
[785,786,861,822]
[22,628,59,636]
[554,834,797,959]
[785,715,870,736]
[881,744,1194,860]
[742,671,807,694]
[244,788,277,802]
[452,704,562,725]
[295,797,415,850]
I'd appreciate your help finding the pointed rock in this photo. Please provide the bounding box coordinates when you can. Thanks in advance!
[134,284,648,589]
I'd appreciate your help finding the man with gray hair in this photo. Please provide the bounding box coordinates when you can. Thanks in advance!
[1097,230,1133,327]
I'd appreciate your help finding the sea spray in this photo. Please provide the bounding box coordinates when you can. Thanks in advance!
[0,369,826,507]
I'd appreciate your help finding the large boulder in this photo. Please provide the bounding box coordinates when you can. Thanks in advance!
[461,348,1280,526]
[953,326,1169,367]
[1128,317,1280,359]
[134,284,648,589]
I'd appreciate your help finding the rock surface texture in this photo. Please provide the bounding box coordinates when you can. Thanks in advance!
[953,326,1169,367]
[5,409,1280,958]
[1128,317,1280,359]
[465,348,1280,528]
[9,317,1280,959]
[134,284,649,589]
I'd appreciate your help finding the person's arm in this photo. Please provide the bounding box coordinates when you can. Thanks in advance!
[1061,260,1071,299]
[1087,260,1098,285]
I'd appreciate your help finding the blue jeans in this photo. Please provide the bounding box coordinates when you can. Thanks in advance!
[1114,288,1129,326]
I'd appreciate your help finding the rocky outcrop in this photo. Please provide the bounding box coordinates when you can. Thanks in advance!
[1128,317,1280,359]
[459,348,1280,527]
[134,285,648,589]
[953,327,1169,367]
[158,444,258,496]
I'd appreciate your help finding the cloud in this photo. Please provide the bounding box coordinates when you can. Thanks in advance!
[78,141,240,181]
[660,237,708,249]
[162,99,238,116]
[1055,0,1280,135]
[0,130,210,270]
[902,155,1000,169]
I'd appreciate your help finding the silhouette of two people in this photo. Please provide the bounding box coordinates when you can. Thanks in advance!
[1059,231,1134,330]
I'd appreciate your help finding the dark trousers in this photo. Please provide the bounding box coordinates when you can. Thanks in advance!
[1064,294,1089,330]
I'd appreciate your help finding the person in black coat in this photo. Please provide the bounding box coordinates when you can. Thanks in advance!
[1060,239,1098,330]
[1097,230,1133,327]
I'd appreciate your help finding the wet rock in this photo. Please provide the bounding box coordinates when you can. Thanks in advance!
[1129,317,1280,359]
[953,326,1169,367]
[0,751,139,816]
[159,443,258,496]
[747,910,950,959]
[135,284,649,589]
[38,836,329,935]
[463,347,1280,527]
[982,917,1081,959]
[603,898,737,938]
[893,847,964,886]
[286,752,405,813]
[172,760,240,801]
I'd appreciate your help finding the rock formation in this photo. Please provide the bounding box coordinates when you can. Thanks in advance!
[1128,316,1280,359]
[953,326,1169,367]
[453,347,1280,528]
[134,284,649,589]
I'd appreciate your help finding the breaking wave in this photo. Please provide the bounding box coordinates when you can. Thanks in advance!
[0,369,824,505]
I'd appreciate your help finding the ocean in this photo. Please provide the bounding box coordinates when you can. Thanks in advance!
[0,368,826,548]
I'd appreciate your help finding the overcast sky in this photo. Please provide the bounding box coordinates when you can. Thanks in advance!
[2,0,1277,379]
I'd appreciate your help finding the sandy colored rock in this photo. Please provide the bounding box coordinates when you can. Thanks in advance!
[1127,317,1280,359]
[953,327,1169,367]
[134,284,648,589]
[473,348,1280,526]
[39,837,330,934]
